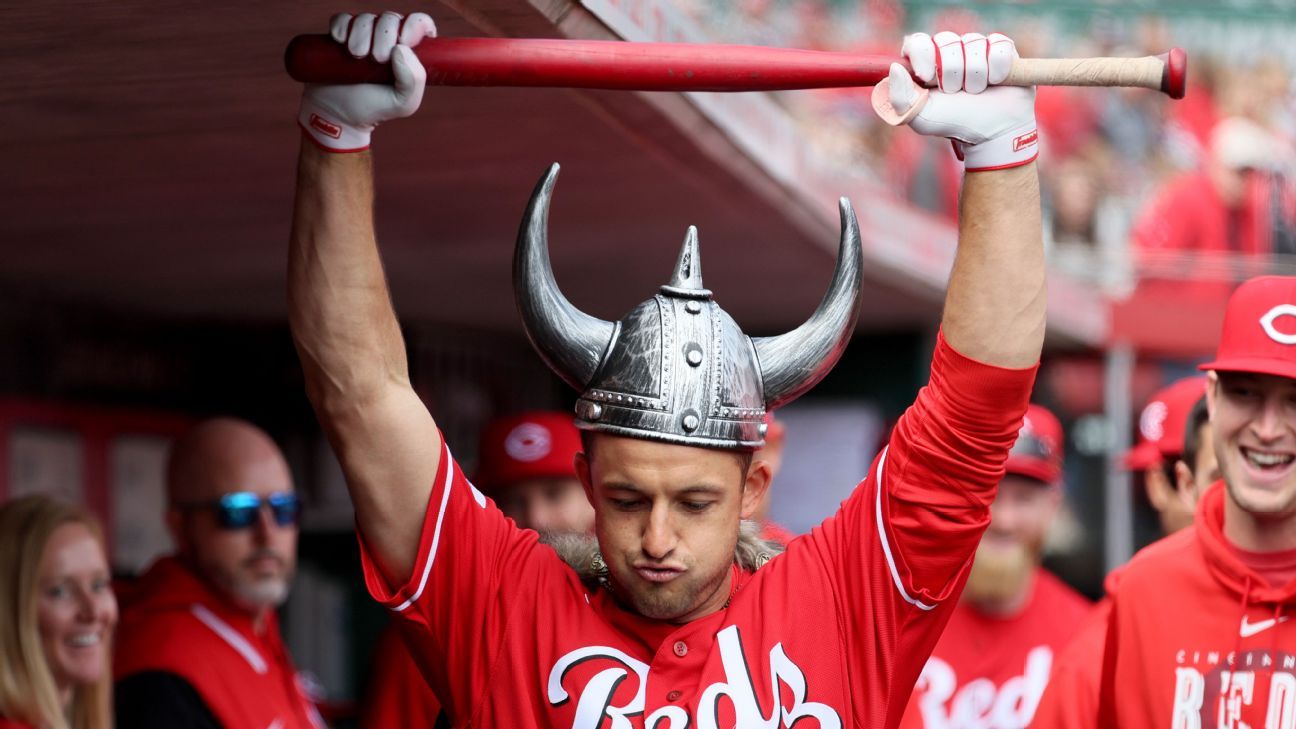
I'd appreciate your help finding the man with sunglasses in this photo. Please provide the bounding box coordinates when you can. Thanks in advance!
[114,418,324,729]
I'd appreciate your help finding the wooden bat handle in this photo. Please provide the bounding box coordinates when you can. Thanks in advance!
[1007,49,1186,99]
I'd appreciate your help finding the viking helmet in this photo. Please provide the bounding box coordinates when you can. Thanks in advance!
[514,164,862,451]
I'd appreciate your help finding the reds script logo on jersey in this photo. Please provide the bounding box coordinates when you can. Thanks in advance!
[546,625,842,728]
[913,646,1052,729]
[1173,648,1296,728]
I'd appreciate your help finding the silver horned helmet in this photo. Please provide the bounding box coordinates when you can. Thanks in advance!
[514,164,862,451]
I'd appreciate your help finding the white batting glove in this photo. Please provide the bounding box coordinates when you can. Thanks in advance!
[298,11,436,152]
[887,32,1038,172]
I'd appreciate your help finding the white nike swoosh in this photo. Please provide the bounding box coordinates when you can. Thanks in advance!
[1240,616,1290,638]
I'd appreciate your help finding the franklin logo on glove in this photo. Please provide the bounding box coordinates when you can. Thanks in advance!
[872,31,1039,173]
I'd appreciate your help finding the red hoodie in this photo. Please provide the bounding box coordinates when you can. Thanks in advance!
[1098,482,1296,727]
[1028,568,1124,729]
[114,556,324,729]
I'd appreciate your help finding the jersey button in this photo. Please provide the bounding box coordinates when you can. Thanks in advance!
[667,690,683,702]
[673,641,688,657]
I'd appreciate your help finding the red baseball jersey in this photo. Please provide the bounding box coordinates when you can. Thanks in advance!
[360,333,1036,727]
[1099,482,1296,728]
[896,568,1090,729]
[114,557,325,729]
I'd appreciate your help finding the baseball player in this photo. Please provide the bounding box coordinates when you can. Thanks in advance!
[287,14,1045,726]
[1097,276,1296,728]
[1030,382,1215,729]
[1127,377,1215,535]
[897,405,1091,729]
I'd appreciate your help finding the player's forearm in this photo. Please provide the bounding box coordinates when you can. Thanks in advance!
[288,139,413,415]
[941,163,1044,369]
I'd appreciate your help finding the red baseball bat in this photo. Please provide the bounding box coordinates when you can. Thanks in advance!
[284,35,1188,99]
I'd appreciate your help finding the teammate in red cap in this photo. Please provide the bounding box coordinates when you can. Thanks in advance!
[288,14,1048,726]
[362,412,589,728]
[473,411,593,536]
[1098,276,1296,728]
[897,405,1090,729]
[752,413,798,546]
[1032,387,1216,729]
[1127,376,1214,534]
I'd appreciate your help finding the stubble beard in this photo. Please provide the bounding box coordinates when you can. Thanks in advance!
[619,561,728,622]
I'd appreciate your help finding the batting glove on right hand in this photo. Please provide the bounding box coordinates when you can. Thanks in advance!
[298,11,436,152]
[883,32,1038,172]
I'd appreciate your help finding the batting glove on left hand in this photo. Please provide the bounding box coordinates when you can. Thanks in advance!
[882,32,1038,172]
[298,11,436,152]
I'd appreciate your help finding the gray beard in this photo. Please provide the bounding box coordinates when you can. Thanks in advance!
[229,577,291,610]
[541,519,786,587]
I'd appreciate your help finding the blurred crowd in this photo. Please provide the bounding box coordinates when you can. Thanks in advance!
[675,0,1296,287]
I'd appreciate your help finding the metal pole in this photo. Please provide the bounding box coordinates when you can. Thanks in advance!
[1104,343,1136,573]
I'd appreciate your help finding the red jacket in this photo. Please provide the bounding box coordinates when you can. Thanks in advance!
[114,556,324,729]
[1099,482,1296,727]
[897,568,1091,729]
[0,718,35,729]
[360,333,1037,727]
[1028,569,1123,729]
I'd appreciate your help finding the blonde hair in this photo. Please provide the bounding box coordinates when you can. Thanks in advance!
[0,496,113,729]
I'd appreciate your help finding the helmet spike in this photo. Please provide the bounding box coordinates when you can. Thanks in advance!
[661,226,712,299]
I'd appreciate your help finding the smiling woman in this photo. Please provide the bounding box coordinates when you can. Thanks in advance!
[0,496,116,729]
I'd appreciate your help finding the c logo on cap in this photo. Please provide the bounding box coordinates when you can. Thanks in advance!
[505,423,552,462]
[1260,304,1296,345]
[1139,401,1167,442]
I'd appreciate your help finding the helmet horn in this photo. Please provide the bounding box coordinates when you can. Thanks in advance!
[513,164,616,390]
[752,198,862,409]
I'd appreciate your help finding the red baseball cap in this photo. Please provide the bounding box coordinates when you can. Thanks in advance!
[1200,276,1296,380]
[762,412,785,448]
[1123,376,1208,470]
[1005,404,1064,485]
[475,411,581,492]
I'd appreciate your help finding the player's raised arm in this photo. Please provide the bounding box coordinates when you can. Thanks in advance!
[287,12,441,585]
[893,32,1044,364]
[850,32,1043,609]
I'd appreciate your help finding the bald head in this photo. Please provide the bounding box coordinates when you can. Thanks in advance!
[165,418,298,614]
[166,418,293,506]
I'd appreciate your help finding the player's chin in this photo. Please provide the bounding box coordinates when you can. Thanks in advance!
[626,583,696,621]
[1230,480,1296,519]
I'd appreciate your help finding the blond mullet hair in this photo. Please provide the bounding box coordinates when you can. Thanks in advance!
[0,496,113,729]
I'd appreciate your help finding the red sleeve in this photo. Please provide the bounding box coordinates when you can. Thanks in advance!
[878,330,1038,602]
[782,331,1036,725]
[355,440,562,724]
[1029,599,1111,729]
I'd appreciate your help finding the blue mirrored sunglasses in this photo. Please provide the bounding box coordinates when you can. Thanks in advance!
[184,492,302,530]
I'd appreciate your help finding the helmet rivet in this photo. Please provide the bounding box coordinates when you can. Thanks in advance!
[685,343,704,367]
[685,300,702,314]
[681,410,700,432]
[578,401,603,421]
